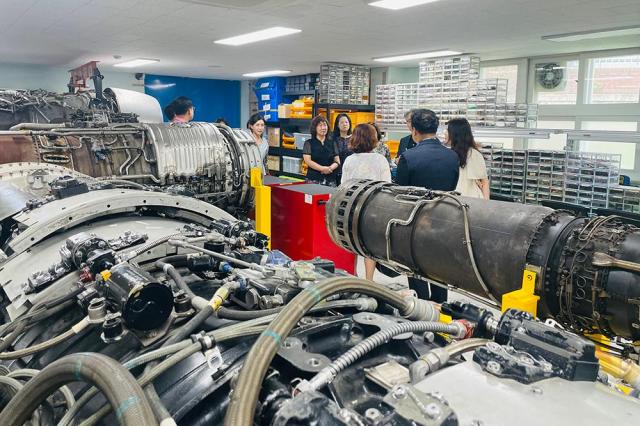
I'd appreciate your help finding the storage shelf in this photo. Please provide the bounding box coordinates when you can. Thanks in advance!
[269,147,303,158]
[279,118,312,126]
[284,90,316,96]
[272,170,306,180]
[316,103,375,112]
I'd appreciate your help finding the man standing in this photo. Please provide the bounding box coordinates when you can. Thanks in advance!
[167,96,195,123]
[396,108,459,303]
[394,110,416,164]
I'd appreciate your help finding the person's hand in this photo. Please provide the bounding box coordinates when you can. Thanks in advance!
[321,166,332,174]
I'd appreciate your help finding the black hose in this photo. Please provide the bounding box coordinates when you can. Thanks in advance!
[217,306,282,320]
[155,256,194,298]
[170,306,214,343]
[0,299,75,351]
[0,352,155,426]
[144,304,215,424]
[216,299,376,320]
[224,277,437,425]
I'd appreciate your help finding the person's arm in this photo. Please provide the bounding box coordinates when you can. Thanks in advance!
[303,154,331,174]
[470,149,489,199]
[477,178,490,200]
[340,157,351,185]
[396,155,409,185]
[326,142,340,175]
[326,155,340,174]
[381,157,392,183]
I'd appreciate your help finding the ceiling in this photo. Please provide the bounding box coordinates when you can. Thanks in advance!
[1,0,639,79]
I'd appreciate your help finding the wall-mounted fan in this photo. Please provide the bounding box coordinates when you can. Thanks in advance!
[536,63,564,89]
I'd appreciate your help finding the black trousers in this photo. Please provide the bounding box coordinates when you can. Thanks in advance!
[408,277,448,303]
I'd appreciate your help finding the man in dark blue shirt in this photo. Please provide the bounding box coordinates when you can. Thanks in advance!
[396,109,459,189]
[395,108,459,302]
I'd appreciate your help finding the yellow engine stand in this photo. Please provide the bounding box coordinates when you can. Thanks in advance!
[250,168,271,249]
[501,269,540,317]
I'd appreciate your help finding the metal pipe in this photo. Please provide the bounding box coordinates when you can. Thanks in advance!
[9,122,66,131]
[169,240,267,273]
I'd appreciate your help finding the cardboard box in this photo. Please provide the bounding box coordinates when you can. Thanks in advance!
[278,103,292,118]
[267,155,280,171]
[268,127,280,147]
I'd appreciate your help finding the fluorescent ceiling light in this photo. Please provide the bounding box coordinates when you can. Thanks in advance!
[369,0,441,10]
[145,83,176,90]
[542,25,640,42]
[114,58,159,68]
[215,26,301,46]
[374,50,461,63]
[243,70,291,78]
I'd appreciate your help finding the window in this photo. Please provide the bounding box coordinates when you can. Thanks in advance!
[533,60,579,105]
[480,64,518,103]
[585,54,640,104]
[528,120,575,150]
[580,121,638,169]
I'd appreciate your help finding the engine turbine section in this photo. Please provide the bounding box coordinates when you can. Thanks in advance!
[326,180,640,341]
[0,121,262,214]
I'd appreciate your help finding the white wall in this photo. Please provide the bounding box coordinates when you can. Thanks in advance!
[240,80,251,129]
[0,63,143,93]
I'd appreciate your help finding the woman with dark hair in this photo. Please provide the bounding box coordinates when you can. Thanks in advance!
[341,123,391,281]
[369,122,393,168]
[447,118,489,199]
[247,113,269,172]
[332,113,353,167]
[303,115,340,184]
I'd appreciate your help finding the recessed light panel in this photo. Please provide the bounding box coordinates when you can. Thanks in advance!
[215,27,301,46]
[374,50,461,63]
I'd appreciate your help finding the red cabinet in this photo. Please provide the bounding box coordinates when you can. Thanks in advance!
[270,183,355,274]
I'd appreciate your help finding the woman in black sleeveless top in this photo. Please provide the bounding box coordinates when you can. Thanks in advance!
[302,115,340,185]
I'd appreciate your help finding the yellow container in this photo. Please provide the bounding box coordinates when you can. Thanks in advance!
[350,112,375,126]
[387,140,400,158]
[324,111,376,130]
[292,98,314,108]
[292,110,312,119]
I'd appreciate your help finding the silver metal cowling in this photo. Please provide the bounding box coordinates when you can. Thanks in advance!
[0,121,263,214]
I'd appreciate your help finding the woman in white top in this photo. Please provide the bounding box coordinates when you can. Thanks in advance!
[247,113,269,173]
[447,118,489,199]
[341,124,391,280]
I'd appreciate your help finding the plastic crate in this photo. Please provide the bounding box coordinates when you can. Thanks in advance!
[282,156,302,174]
[294,133,311,150]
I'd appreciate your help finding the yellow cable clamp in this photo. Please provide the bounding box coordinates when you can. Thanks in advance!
[209,286,230,311]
